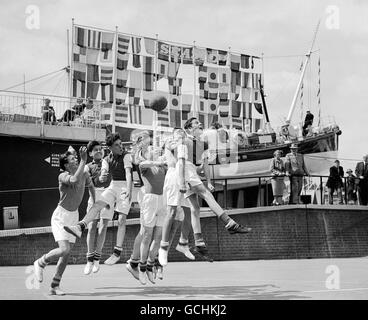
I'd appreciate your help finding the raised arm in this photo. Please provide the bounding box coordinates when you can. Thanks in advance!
[177,142,187,193]
[99,158,109,183]
[69,147,88,184]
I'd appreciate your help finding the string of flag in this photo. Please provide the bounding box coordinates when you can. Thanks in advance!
[71,23,264,130]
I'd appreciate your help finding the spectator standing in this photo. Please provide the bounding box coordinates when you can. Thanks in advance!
[355,155,368,205]
[326,160,344,205]
[269,150,286,205]
[346,169,358,205]
[285,143,308,204]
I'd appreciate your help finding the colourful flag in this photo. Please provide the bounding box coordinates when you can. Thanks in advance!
[218,50,228,66]
[170,45,182,63]
[116,69,128,87]
[87,64,99,82]
[182,47,193,65]
[158,42,170,61]
[199,98,208,113]
[73,62,86,81]
[72,79,86,98]
[101,32,114,51]
[75,27,87,47]
[117,35,130,54]
[131,37,141,54]
[132,54,142,69]
[243,102,252,119]
[168,77,183,96]
[144,37,155,55]
[87,29,101,49]
[231,117,243,129]
[199,82,208,99]
[142,90,155,108]
[231,100,242,117]
[208,98,219,114]
[240,88,251,102]
[73,45,87,63]
[143,73,154,91]
[240,54,250,69]
[170,109,181,128]
[115,103,129,124]
[231,70,241,86]
[116,86,128,102]
[182,94,192,114]
[101,103,112,121]
[86,82,100,99]
[193,47,206,66]
[230,54,241,71]
[128,70,143,89]
[157,60,169,78]
[219,68,230,84]
[169,94,181,111]
[86,48,99,64]
[157,109,170,127]
[208,82,219,100]
[168,62,180,78]
[207,67,218,83]
[130,105,142,124]
[219,99,230,117]
[207,48,218,64]
[198,66,207,83]
[101,84,114,103]
[100,66,113,84]
[242,72,250,88]
[117,53,129,70]
[219,84,229,100]
[143,56,154,74]
[128,88,141,105]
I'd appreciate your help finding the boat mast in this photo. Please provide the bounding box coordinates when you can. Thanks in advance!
[286,20,320,122]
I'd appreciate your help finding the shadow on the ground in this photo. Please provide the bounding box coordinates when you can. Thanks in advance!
[66,284,310,300]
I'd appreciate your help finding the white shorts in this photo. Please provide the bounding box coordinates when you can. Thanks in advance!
[100,181,131,220]
[87,188,106,220]
[163,167,190,208]
[140,193,166,228]
[178,162,203,198]
[51,206,79,243]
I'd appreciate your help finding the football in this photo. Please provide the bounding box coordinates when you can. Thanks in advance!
[149,95,168,112]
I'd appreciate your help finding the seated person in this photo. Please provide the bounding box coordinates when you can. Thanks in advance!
[72,98,86,116]
[60,108,76,124]
[42,98,56,123]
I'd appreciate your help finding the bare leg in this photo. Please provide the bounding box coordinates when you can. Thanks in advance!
[80,201,109,226]
[148,226,162,263]
[161,206,178,248]
[94,219,109,254]
[50,242,74,289]
[86,220,98,255]
[115,213,127,248]
[140,226,154,265]
[179,206,192,243]
[130,225,144,262]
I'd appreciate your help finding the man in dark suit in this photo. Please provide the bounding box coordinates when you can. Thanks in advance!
[355,155,368,205]
[303,110,314,136]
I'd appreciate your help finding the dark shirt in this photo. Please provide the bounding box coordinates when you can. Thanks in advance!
[73,103,86,116]
[104,152,132,181]
[326,166,344,188]
[139,165,166,195]
[303,113,314,128]
[87,159,111,188]
[43,105,56,122]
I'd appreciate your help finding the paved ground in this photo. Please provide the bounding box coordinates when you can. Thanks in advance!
[1,258,368,300]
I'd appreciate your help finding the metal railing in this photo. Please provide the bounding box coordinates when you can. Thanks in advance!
[0,174,362,230]
[0,91,109,130]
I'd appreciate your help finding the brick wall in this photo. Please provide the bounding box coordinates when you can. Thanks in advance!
[1,205,368,266]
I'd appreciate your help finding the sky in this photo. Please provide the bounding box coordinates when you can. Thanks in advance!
[0,0,367,167]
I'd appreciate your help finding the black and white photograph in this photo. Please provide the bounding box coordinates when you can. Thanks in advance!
[0,0,368,305]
